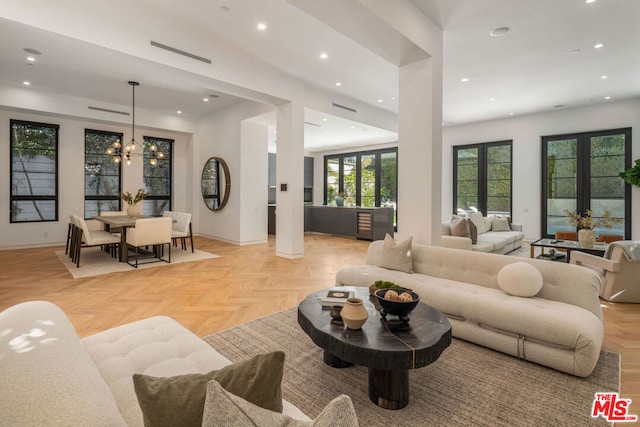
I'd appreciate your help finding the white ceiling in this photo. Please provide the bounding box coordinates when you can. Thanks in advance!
[1,0,639,149]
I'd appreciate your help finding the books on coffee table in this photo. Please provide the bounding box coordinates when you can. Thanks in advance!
[321,289,354,307]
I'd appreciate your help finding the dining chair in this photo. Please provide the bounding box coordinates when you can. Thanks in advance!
[171,212,193,252]
[72,215,121,268]
[66,214,77,257]
[126,217,172,268]
[596,233,623,243]
[99,210,126,233]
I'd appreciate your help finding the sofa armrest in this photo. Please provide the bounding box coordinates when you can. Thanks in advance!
[570,251,620,272]
[440,235,473,251]
[510,223,523,232]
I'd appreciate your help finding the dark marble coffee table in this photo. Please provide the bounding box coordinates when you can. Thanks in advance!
[297,286,452,409]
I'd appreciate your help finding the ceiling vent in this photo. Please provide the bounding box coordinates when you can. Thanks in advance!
[332,102,357,113]
[88,106,129,115]
[150,41,212,64]
[304,121,321,127]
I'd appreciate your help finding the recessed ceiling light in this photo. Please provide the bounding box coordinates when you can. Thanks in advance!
[509,112,515,115]
[377,99,383,103]
[350,125,356,129]
[203,97,209,102]
[319,52,328,60]
[257,22,267,31]
[26,56,35,62]
[322,118,328,122]
[177,110,182,114]
[594,43,604,49]
[586,0,596,4]
[23,81,31,86]
[23,48,42,55]
[461,77,470,82]
[489,97,495,102]
[335,82,342,86]
[490,27,510,37]
[605,96,612,100]
[601,75,608,79]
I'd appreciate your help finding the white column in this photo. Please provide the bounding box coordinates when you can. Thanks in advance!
[397,55,443,245]
[275,101,305,258]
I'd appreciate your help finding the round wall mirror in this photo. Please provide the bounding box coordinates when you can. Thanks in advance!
[201,157,231,211]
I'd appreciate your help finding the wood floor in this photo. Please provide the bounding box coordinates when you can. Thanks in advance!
[1,235,638,416]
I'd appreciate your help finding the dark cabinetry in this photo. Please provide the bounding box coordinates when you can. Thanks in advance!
[304,206,393,241]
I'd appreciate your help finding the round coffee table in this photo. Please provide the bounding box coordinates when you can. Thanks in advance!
[297,286,452,409]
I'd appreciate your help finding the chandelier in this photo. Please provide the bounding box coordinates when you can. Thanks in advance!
[106,81,164,166]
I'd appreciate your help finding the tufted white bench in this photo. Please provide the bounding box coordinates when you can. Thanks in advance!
[335,241,604,377]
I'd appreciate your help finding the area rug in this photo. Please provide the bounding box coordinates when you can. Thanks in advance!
[204,307,619,426]
[55,247,220,279]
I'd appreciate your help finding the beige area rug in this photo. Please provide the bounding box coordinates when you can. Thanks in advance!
[55,247,220,279]
[204,307,619,427]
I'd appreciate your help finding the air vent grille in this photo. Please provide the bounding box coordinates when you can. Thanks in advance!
[150,41,212,64]
[332,102,357,113]
[88,106,129,115]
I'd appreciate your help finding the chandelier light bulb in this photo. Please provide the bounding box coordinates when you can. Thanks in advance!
[113,156,121,164]
[157,152,165,159]
[150,158,158,166]
[126,159,132,166]
[150,144,157,152]
[113,140,121,149]
[106,147,114,155]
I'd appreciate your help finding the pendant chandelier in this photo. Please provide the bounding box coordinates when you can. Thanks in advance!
[106,81,164,166]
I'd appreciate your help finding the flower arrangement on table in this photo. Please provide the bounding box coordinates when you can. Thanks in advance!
[563,209,622,230]
[118,189,149,205]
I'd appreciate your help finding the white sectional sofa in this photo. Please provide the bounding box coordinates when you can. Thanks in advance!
[441,213,525,254]
[0,301,310,426]
[335,240,604,377]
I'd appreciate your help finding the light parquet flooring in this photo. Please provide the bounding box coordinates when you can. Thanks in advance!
[1,235,639,416]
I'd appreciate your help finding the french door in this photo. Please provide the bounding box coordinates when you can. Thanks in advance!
[541,128,631,238]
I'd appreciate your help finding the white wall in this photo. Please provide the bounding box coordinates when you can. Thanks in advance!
[442,98,640,240]
[193,100,273,245]
[239,121,269,244]
[0,107,192,249]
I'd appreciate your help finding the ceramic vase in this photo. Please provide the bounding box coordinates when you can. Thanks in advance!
[335,196,344,207]
[340,298,368,330]
[578,229,595,248]
[127,203,141,217]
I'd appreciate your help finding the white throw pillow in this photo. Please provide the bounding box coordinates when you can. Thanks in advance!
[202,380,359,427]
[378,234,413,273]
[497,262,543,297]
[468,212,487,234]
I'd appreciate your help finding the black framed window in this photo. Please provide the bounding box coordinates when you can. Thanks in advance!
[10,120,59,223]
[324,147,397,226]
[84,129,123,217]
[542,128,631,238]
[143,136,173,215]
[453,141,512,217]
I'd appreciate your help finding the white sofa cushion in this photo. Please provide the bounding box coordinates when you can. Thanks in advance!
[497,262,543,297]
[0,301,127,426]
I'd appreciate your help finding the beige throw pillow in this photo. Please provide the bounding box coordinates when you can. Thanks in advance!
[378,234,413,273]
[202,380,359,427]
[497,262,543,297]
[491,217,511,232]
[468,212,487,234]
[133,351,285,427]
[450,216,470,238]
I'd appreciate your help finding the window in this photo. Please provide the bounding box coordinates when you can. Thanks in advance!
[143,136,173,215]
[324,148,397,226]
[84,129,123,217]
[542,128,631,238]
[10,120,59,223]
[453,141,512,217]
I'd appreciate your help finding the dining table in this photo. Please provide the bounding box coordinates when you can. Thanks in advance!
[92,215,153,262]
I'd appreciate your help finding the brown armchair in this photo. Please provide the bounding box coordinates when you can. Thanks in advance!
[571,241,640,303]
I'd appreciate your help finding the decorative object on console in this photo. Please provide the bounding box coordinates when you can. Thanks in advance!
[105,81,164,166]
[334,192,344,206]
[340,298,368,330]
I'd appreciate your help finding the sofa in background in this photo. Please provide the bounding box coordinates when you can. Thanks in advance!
[336,238,604,377]
[0,301,312,426]
[441,212,524,254]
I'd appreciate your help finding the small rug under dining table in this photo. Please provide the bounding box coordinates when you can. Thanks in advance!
[204,307,619,426]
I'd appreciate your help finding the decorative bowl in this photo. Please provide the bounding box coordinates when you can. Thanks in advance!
[374,289,420,321]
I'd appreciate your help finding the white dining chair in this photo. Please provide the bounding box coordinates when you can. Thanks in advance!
[126,217,172,268]
[171,212,193,252]
[72,215,120,268]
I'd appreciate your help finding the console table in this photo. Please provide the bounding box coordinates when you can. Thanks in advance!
[304,206,394,240]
